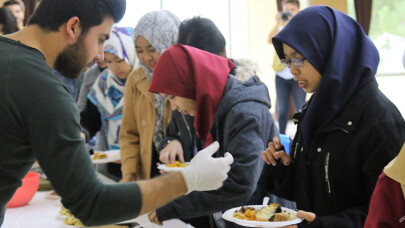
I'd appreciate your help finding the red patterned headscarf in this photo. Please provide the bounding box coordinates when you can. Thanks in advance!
[149,44,235,146]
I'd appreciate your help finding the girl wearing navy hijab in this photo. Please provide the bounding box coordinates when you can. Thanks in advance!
[262,6,405,227]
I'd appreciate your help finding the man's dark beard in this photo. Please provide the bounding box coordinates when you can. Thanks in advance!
[54,34,91,79]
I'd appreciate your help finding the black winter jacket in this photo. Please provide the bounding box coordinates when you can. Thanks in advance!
[266,81,405,227]
[158,111,203,162]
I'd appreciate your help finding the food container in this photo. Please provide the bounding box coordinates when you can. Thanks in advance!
[6,172,40,208]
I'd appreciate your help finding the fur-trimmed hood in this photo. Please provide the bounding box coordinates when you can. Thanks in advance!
[231,58,259,82]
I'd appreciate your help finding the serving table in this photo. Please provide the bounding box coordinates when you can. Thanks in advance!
[3,173,192,228]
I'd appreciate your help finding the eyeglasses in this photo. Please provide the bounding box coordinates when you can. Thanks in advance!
[280,58,306,68]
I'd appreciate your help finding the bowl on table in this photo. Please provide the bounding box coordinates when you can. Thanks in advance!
[6,171,40,208]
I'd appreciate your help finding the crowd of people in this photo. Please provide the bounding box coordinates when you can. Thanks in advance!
[1,0,405,228]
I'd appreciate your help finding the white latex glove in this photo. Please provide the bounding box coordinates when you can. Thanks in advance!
[180,141,234,194]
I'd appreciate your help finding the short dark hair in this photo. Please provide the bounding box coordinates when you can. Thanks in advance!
[282,0,300,8]
[178,16,226,55]
[0,7,19,34]
[3,0,25,12]
[27,0,126,33]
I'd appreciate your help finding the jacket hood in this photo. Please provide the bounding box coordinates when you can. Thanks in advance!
[216,75,271,118]
[232,58,259,82]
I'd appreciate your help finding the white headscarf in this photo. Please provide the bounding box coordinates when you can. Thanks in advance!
[88,26,136,150]
[133,10,180,151]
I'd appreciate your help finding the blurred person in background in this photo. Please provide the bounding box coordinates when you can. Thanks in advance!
[80,26,135,180]
[77,60,108,112]
[119,10,181,183]
[262,6,405,227]
[54,70,80,101]
[0,7,18,35]
[268,0,305,134]
[0,0,233,226]
[3,0,24,30]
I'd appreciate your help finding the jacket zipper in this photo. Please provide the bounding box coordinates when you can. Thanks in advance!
[293,134,302,159]
[181,113,193,142]
[325,152,331,194]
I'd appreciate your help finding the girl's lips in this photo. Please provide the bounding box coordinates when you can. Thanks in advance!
[182,110,188,115]
[147,63,156,69]
[297,81,306,88]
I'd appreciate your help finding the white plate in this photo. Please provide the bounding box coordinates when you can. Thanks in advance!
[222,205,302,227]
[157,162,190,172]
[90,150,120,164]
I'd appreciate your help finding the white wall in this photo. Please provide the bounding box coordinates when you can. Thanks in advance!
[117,0,249,59]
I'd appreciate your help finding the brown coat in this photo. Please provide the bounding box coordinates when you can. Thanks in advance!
[119,68,171,180]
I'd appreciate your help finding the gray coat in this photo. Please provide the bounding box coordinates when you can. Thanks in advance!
[156,75,279,222]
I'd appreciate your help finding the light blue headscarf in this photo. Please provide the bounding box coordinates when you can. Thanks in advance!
[88,26,136,150]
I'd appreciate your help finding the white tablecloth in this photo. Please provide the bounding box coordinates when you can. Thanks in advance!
[3,173,192,228]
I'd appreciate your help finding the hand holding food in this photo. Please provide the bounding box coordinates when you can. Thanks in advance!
[159,140,184,164]
[180,141,233,194]
[262,136,291,166]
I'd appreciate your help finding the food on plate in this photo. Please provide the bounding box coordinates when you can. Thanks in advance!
[273,212,295,221]
[232,203,296,222]
[92,152,107,160]
[166,161,189,168]
[255,203,282,220]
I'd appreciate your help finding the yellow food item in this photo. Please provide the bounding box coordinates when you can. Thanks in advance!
[166,161,188,167]
[244,209,256,220]
[60,205,72,216]
[273,212,295,221]
[61,205,84,226]
[64,216,84,226]
[92,152,107,160]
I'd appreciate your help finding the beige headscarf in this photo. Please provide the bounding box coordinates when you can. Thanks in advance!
[384,142,405,200]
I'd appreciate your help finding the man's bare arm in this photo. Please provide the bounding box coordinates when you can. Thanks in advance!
[136,141,233,216]
[137,172,186,215]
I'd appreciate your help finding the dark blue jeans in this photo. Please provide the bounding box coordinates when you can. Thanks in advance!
[275,75,306,134]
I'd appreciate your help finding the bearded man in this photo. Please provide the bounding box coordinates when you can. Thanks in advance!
[0,0,233,226]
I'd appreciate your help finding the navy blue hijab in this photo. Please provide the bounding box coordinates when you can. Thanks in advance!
[272,6,379,151]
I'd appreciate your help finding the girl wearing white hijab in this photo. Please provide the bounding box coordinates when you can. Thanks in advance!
[81,26,136,151]
[119,10,180,182]
[365,143,405,227]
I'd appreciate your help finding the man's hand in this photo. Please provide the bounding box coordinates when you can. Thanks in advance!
[159,140,184,164]
[119,173,136,183]
[262,136,291,166]
[147,210,163,225]
[180,141,233,194]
